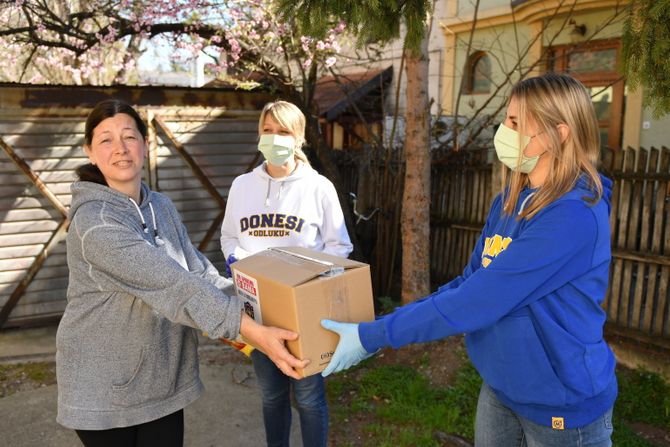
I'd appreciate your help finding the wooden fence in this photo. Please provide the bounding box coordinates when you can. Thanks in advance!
[602,147,670,338]
[340,146,670,340]
[0,90,668,341]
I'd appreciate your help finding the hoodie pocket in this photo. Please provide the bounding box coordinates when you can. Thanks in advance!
[111,331,196,407]
[469,315,567,406]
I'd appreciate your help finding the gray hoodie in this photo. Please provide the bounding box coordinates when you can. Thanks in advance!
[57,181,243,430]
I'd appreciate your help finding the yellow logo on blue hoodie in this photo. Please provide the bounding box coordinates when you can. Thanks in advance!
[481,234,512,267]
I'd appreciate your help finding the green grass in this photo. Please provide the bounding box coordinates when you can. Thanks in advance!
[328,361,482,446]
[0,362,57,398]
[327,357,670,446]
[612,367,670,446]
[0,362,55,383]
[615,367,670,427]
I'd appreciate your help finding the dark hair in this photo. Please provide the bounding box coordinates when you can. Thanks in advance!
[76,99,147,185]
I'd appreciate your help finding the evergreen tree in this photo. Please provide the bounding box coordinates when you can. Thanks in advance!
[276,0,434,303]
[622,0,670,117]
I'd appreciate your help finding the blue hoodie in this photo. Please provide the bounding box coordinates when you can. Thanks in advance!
[359,174,617,429]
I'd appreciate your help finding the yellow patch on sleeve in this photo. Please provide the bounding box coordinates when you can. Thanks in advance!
[551,417,565,430]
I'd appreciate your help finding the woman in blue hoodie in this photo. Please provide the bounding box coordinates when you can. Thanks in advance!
[321,73,617,446]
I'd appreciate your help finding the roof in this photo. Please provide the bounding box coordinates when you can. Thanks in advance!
[203,71,272,89]
[0,82,272,109]
[314,66,393,121]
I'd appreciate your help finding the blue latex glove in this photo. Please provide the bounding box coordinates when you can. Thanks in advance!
[321,319,374,377]
[225,254,238,277]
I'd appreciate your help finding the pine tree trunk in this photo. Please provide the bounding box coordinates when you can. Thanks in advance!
[401,31,431,304]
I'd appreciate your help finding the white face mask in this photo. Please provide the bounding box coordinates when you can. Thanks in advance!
[258,134,295,166]
[493,123,541,174]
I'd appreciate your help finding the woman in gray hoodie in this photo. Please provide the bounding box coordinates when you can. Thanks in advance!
[57,99,308,447]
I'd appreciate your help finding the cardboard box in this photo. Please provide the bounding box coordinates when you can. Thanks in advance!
[231,247,375,377]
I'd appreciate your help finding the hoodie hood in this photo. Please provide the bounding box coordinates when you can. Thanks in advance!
[69,181,164,246]
[252,161,317,207]
[597,173,613,212]
[69,181,153,219]
[252,160,315,183]
[516,173,613,216]
[575,173,612,214]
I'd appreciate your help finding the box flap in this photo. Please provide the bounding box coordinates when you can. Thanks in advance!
[233,248,345,287]
[273,247,367,270]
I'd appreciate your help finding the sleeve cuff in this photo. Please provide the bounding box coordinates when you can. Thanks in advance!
[359,319,388,353]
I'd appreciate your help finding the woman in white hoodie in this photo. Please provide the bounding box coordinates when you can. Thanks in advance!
[220,100,353,447]
[58,99,307,447]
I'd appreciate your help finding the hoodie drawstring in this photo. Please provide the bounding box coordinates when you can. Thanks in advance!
[518,191,536,215]
[129,197,164,246]
[265,179,271,207]
[264,179,286,207]
[148,203,164,246]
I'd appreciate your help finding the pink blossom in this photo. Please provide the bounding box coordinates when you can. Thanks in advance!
[2,0,345,85]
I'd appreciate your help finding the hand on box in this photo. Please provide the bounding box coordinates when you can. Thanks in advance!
[225,254,238,277]
[320,319,374,377]
[239,313,309,379]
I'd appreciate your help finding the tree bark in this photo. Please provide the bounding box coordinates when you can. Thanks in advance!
[401,30,432,304]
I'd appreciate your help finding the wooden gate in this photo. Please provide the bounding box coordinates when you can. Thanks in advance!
[0,84,271,329]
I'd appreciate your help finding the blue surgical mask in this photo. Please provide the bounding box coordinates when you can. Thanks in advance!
[258,134,295,166]
[493,123,540,174]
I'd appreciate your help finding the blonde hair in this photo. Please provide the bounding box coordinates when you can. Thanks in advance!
[259,100,311,166]
[502,73,602,219]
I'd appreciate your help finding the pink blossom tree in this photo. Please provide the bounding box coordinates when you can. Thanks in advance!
[0,0,346,90]
[0,0,363,254]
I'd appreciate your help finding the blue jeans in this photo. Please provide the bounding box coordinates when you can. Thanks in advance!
[474,383,613,447]
[251,350,328,447]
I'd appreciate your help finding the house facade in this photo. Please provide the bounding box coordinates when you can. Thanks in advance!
[337,0,668,151]
[441,0,668,150]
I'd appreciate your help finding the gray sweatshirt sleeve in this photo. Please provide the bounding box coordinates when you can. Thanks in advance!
[76,218,243,340]
[172,207,235,293]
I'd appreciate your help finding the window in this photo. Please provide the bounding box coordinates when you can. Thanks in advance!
[464,51,491,94]
[546,39,624,149]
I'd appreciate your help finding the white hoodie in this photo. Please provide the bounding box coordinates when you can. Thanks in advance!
[220,161,352,259]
